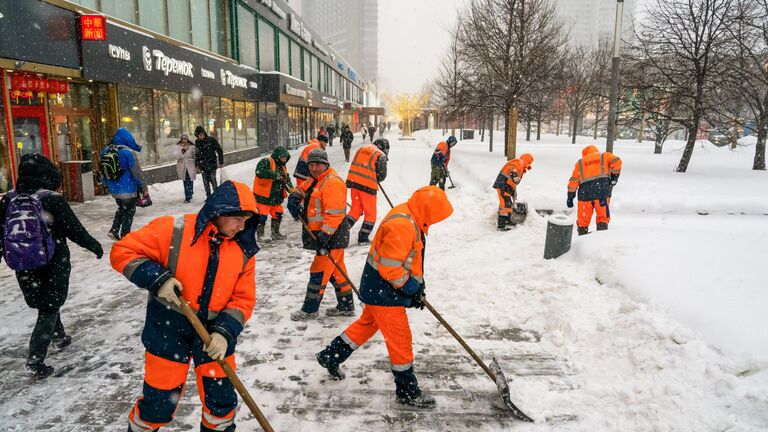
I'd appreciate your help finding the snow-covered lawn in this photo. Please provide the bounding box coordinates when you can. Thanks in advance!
[0,128,765,431]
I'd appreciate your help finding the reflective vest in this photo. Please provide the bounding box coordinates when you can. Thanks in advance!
[294,139,322,180]
[568,152,622,193]
[253,156,287,199]
[433,141,451,166]
[365,205,424,288]
[347,144,385,192]
[304,168,347,236]
[500,159,525,190]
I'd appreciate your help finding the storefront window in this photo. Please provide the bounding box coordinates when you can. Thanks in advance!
[191,0,211,51]
[139,0,166,35]
[220,98,235,151]
[181,92,204,137]
[290,40,301,80]
[49,82,92,109]
[153,90,182,165]
[117,85,155,166]
[315,57,321,90]
[101,0,138,24]
[245,101,257,148]
[278,32,289,74]
[258,102,277,149]
[237,5,257,69]
[303,50,311,83]
[258,19,275,71]
[168,0,192,43]
[0,88,11,193]
[203,96,220,138]
[234,101,257,149]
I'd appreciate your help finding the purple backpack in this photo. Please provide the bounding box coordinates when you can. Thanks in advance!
[3,190,56,271]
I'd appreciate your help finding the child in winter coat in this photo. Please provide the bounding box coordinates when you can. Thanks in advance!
[0,153,103,378]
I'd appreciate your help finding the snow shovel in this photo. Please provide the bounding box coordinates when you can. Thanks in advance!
[447,172,457,189]
[377,181,395,208]
[174,290,275,432]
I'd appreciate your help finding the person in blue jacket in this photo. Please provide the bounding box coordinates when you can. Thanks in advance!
[100,128,148,240]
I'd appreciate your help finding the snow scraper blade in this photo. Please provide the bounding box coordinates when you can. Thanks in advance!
[489,357,534,422]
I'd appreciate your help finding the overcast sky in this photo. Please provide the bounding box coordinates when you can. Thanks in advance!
[378,0,467,95]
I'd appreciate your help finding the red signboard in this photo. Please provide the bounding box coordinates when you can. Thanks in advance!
[10,75,69,94]
[80,15,106,41]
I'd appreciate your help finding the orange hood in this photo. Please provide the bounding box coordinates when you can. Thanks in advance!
[406,186,454,234]
[582,145,599,157]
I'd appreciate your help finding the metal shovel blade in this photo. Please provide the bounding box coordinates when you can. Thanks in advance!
[489,357,534,422]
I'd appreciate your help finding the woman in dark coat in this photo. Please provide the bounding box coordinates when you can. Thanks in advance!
[0,153,103,378]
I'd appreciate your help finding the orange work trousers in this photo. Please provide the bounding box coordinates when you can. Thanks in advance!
[497,189,514,217]
[348,189,377,224]
[256,202,284,219]
[577,198,610,228]
[343,305,413,368]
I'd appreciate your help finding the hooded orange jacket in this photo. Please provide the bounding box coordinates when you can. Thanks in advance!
[568,145,622,201]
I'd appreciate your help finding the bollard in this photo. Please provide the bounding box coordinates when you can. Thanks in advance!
[544,214,574,259]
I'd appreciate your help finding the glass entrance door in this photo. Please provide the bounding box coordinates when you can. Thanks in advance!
[52,113,95,161]
[11,106,50,159]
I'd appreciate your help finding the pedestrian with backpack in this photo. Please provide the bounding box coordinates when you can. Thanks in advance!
[99,128,148,240]
[0,153,103,378]
[194,126,224,198]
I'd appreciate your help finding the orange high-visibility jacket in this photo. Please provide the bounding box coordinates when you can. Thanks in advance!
[111,181,258,341]
[359,186,454,306]
[300,167,347,236]
[568,145,622,200]
[346,144,386,193]
[253,156,288,200]
[433,141,451,167]
[498,159,526,192]
[294,139,322,180]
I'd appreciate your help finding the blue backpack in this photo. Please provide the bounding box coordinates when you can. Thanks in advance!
[3,190,56,271]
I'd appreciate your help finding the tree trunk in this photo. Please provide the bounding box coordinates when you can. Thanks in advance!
[654,131,664,154]
[480,117,485,142]
[536,113,542,141]
[556,116,561,136]
[676,121,699,172]
[526,119,531,141]
[754,124,767,170]
[489,115,494,152]
[504,108,510,158]
[506,107,518,160]
[571,115,578,144]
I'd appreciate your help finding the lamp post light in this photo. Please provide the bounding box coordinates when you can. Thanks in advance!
[606,0,625,153]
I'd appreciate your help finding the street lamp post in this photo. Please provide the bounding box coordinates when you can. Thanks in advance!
[606,0,624,153]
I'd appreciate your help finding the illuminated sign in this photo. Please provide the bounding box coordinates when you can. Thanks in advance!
[80,15,106,41]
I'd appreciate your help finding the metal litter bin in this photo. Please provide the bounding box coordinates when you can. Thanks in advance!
[544,214,574,259]
[59,160,94,203]
[461,129,475,140]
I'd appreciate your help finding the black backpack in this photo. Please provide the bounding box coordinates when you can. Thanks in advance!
[100,145,123,181]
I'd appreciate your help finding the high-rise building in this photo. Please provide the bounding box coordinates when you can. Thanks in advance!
[301,0,378,84]
[555,0,637,47]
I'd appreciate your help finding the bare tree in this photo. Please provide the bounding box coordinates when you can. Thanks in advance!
[561,42,612,144]
[632,0,737,172]
[457,0,567,158]
[431,27,468,137]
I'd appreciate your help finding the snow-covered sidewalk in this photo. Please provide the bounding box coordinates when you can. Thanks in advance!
[0,128,766,431]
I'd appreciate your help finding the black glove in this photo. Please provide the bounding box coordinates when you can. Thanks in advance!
[567,192,576,208]
[409,285,426,310]
[287,195,303,220]
[315,231,331,255]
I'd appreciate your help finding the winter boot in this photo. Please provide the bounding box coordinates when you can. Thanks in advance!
[326,307,355,317]
[497,215,511,231]
[107,231,120,241]
[396,392,437,409]
[358,221,375,244]
[271,218,287,240]
[577,227,589,236]
[316,336,355,380]
[54,335,72,351]
[26,362,54,379]
[596,222,608,231]
[290,310,319,321]
[256,220,267,241]
[315,352,345,380]
[201,424,235,432]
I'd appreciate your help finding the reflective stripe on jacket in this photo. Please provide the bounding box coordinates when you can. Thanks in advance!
[293,139,322,180]
[568,149,622,201]
[346,144,386,194]
[493,159,525,194]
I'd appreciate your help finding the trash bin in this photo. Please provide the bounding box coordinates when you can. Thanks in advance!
[59,160,94,203]
[544,214,574,259]
[461,129,475,140]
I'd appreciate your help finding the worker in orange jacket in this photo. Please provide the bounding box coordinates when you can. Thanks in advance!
[293,130,329,187]
[345,138,389,244]
[253,146,292,241]
[429,135,457,190]
[287,148,353,320]
[316,186,454,409]
[492,153,533,231]
[111,180,258,432]
[567,145,622,235]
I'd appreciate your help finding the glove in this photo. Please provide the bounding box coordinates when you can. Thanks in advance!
[566,192,576,209]
[409,285,426,310]
[287,195,303,220]
[157,277,183,306]
[610,174,619,186]
[315,231,331,255]
[599,197,608,207]
[204,332,228,360]
[92,243,104,259]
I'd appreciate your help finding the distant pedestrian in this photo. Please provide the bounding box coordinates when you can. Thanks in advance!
[100,128,148,240]
[362,125,367,141]
[327,124,336,147]
[0,153,103,378]
[194,126,224,198]
[341,125,354,162]
[387,121,391,131]
[175,134,196,203]
[368,125,376,143]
